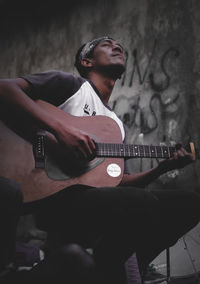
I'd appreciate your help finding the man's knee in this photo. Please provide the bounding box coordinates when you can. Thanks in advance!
[54,244,95,269]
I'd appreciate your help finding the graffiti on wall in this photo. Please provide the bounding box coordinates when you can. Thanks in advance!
[112,40,182,175]
[113,40,180,137]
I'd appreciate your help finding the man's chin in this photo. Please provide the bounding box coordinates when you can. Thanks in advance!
[103,64,126,79]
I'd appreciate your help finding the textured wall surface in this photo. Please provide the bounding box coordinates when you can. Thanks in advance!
[1,0,200,192]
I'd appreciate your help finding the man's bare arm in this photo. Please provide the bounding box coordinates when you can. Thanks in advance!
[120,144,195,188]
[0,78,95,160]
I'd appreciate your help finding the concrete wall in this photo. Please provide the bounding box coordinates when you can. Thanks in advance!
[1,0,200,192]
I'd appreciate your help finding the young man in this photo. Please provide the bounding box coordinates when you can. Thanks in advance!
[0,36,200,283]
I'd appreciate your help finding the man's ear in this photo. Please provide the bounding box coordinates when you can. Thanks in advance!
[81,58,93,68]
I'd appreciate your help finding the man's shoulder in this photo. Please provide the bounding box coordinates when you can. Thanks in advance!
[42,69,86,83]
[44,70,89,92]
[23,69,86,84]
[21,69,88,104]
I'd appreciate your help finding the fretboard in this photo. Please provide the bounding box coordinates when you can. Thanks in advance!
[95,143,176,159]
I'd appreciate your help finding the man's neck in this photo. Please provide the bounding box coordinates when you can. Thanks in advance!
[88,72,116,105]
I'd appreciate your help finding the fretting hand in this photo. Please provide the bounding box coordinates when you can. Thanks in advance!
[158,142,195,173]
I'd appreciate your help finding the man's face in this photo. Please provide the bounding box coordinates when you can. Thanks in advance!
[90,39,126,77]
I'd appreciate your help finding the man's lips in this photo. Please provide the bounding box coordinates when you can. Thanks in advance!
[112,53,124,57]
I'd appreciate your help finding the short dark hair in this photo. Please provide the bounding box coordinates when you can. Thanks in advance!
[74,36,113,78]
[74,43,94,78]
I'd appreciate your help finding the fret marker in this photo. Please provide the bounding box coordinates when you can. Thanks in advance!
[107,164,121,177]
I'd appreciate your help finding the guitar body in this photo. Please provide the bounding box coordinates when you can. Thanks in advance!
[0,100,124,203]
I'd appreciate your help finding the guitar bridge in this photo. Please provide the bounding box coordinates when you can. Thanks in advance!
[33,129,46,168]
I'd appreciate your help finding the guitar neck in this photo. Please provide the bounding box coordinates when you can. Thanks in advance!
[95,142,198,159]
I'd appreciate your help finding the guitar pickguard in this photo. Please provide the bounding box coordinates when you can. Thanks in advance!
[45,156,105,181]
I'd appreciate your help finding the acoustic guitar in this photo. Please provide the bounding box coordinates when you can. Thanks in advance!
[0,100,198,203]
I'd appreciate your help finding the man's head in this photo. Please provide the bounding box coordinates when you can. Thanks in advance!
[74,36,125,79]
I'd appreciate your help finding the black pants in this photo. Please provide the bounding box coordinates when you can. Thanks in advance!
[0,177,23,270]
[24,185,200,282]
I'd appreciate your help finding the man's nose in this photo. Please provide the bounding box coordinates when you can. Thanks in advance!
[112,45,123,53]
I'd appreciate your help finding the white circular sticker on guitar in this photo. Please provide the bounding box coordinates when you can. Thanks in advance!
[107,163,121,177]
